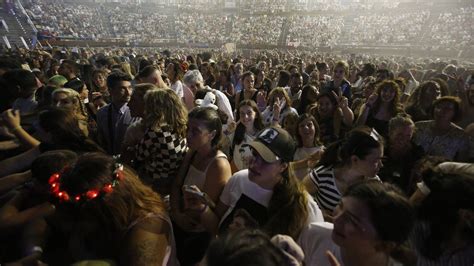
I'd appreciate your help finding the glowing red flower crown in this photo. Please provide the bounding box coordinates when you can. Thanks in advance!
[49,163,125,203]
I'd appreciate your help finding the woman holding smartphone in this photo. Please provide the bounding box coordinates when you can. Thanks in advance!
[170,107,232,265]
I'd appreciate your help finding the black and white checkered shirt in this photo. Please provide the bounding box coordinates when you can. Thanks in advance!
[136,126,187,181]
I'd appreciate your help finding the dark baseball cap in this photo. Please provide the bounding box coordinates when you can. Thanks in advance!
[249,127,296,163]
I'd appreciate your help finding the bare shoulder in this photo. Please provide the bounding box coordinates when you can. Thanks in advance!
[207,155,231,178]
[123,215,171,266]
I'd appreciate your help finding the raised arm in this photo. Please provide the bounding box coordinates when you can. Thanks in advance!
[0,146,41,177]
[1,109,40,148]
[356,93,378,126]
[0,170,31,195]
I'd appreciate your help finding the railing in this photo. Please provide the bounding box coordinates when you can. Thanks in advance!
[15,0,37,33]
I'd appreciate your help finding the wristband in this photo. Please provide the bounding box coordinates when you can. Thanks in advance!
[417,181,431,196]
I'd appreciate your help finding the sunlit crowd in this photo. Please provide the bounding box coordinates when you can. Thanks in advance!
[22,0,473,49]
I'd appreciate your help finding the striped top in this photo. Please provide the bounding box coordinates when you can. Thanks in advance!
[309,165,342,212]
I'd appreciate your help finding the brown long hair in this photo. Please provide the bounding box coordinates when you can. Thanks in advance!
[372,80,403,116]
[264,168,309,240]
[233,100,264,148]
[295,113,322,147]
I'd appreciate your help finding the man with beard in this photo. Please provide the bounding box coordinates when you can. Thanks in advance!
[96,71,136,155]
[287,72,303,106]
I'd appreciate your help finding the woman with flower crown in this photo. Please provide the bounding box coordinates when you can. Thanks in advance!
[48,152,178,265]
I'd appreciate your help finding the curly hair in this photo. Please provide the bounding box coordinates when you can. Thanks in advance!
[144,88,188,138]
[267,87,292,109]
[372,80,404,116]
[166,59,185,82]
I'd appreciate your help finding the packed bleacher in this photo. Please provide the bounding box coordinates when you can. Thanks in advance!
[348,12,430,46]
[286,15,344,48]
[20,0,473,49]
[0,0,473,265]
[25,1,109,40]
[424,7,473,48]
[231,15,284,46]
[175,14,229,44]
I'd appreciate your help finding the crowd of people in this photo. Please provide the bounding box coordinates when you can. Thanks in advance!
[348,12,430,46]
[104,5,176,43]
[20,0,473,49]
[0,44,473,265]
[424,7,473,49]
[25,1,110,40]
[286,15,344,48]
[175,15,229,44]
[231,15,285,46]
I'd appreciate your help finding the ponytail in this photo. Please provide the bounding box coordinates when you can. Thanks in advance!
[317,127,384,168]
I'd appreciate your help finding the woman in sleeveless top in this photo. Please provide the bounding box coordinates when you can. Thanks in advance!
[170,107,232,265]
[356,80,404,138]
[48,152,177,265]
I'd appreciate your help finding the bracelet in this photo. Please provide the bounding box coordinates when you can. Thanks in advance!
[10,126,22,133]
[198,204,209,214]
[28,246,43,256]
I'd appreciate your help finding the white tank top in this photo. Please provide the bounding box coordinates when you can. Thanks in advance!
[183,151,227,189]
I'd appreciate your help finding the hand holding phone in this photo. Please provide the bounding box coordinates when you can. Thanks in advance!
[182,185,216,209]
[183,185,205,198]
